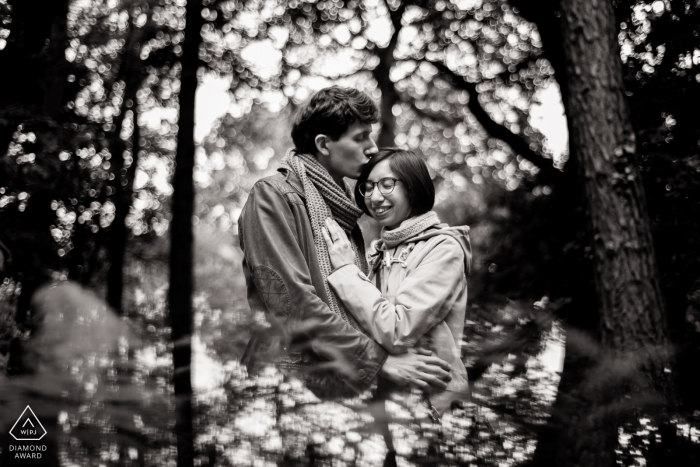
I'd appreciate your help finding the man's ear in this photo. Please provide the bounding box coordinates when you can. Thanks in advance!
[314,134,330,156]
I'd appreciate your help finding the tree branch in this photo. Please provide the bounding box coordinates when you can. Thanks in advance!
[495,55,539,84]
[429,60,558,177]
[409,102,462,127]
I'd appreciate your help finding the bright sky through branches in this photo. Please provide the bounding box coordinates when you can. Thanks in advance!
[195,73,569,159]
[530,83,568,161]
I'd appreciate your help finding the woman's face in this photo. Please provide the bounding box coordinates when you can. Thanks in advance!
[364,159,412,230]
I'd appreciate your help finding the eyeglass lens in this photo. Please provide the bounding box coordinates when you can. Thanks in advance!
[360,178,396,196]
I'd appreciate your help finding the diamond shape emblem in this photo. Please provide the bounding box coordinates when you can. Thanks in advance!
[9,406,47,441]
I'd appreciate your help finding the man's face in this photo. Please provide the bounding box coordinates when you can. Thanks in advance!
[323,122,378,181]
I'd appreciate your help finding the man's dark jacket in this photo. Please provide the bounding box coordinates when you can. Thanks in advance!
[238,166,388,398]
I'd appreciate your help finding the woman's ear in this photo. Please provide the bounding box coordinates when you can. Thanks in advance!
[314,134,330,156]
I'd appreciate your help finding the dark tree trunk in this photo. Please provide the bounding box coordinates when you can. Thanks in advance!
[0,0,70,398]
[0,0,70,151]
[167,0,203,466]
[371,3,405,148]
[372,47,398,148]
[557,0,672,394]
[106,17,146,314]
[106,88,140,314]
[40,1,70,118]
[528,0,677,465]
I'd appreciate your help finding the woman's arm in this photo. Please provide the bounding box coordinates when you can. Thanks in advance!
[324,219,465,354]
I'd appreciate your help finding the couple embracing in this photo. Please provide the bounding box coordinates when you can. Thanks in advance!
[239,86,472,451]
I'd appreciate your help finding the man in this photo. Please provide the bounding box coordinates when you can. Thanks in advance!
[238,86,452,398]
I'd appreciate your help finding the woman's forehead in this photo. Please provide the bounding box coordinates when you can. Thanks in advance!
[367,159,396,180]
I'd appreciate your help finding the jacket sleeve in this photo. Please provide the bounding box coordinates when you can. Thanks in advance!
[239,180,387,388]
[327,237,465,354]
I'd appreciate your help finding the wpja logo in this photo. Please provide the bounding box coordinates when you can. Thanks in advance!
[10,406,47,441]
[6,406,48,460]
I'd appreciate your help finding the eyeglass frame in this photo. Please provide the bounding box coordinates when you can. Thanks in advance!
[358,178,402,197]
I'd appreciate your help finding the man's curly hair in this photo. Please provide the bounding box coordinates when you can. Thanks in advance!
[291,86,379,155]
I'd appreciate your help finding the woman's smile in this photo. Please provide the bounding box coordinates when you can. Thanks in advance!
[372,205,392,215]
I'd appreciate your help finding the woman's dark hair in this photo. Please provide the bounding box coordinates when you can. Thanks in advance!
[291,86,379,155]
[354,148,435,218]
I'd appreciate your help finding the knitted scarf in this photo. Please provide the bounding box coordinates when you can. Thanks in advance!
[379,211,441,249]
[282,149,368,330]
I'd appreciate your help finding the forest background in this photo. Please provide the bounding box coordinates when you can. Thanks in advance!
[0,0,699,466]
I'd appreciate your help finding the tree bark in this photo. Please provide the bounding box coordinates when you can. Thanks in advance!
[558,0,672,390]
[530,0,676,465]
[168,0,203,466]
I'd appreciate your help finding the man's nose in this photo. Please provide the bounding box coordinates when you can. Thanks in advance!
[365,138,378,156]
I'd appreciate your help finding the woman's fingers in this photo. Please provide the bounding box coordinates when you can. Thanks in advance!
[327,218,340,240]
[321,226,334,247]
[323,221,355,267]
[324,218,337,242]
[326,218,348,244]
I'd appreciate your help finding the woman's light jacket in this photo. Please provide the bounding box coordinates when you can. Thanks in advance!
[327,223,472,413]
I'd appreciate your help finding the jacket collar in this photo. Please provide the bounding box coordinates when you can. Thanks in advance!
[278,166,306,199]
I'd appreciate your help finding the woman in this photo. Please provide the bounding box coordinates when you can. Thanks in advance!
[321,148,472,415]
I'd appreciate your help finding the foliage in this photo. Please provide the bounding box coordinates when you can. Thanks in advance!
[196,106,294,233]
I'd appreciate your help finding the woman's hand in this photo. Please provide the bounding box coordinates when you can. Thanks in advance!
[322,218,356,269]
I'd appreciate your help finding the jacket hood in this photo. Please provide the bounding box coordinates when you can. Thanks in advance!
[406,224,473,276]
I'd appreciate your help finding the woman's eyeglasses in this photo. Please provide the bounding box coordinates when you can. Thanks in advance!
[358,178,401,197]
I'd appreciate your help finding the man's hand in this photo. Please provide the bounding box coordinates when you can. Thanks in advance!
[322,218,356,269]
[378,348,452,389]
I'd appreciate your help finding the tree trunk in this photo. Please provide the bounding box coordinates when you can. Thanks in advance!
[168,0,203,466]
[372,46,398,148]
[530,0,676,465]
[0,0,70,151]
[0,0,70,392]
[559,0,672,391]
[371,2,405,148]
[106,16,146,314]
[106,91,140,314]
[40,1,70,119]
